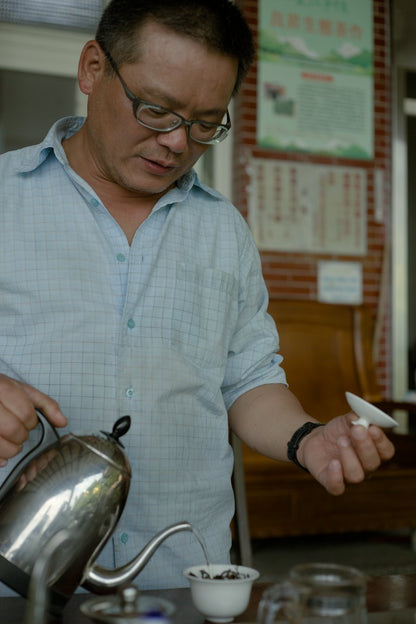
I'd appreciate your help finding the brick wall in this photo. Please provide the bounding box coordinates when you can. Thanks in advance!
[233,0,392,395]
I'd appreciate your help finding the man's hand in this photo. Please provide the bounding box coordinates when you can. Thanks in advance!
[229,384,395,496]
[0,374,67,465]
[298,413,395,495]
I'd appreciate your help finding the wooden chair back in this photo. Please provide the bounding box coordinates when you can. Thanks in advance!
[267,299,382,421]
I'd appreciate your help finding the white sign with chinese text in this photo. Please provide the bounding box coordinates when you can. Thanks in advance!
[318,260,363,304]
[248,159,366,255]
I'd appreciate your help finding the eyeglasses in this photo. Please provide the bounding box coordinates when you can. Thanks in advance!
[103,49,231,145]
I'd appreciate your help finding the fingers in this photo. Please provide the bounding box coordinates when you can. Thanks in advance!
[335,424,393,486]
[368,425,395,461]
[325,459,345,496]
[336,434,366,483]
[23,384,67,428]
[0,381,35,461]
[0,374,67,463]
[0,375,39,433]
[350,423,395,470]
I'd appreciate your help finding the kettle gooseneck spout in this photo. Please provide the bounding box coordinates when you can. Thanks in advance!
[83,521,194,592]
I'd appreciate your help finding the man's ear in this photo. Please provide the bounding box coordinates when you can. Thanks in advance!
[78,40,106,96]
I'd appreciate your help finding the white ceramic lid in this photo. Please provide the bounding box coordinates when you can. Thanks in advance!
[345,392,398,428]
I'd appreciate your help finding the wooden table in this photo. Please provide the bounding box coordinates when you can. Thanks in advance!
[1,574,416,623]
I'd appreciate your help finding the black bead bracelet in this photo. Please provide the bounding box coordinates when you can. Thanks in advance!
[287,421,325,472]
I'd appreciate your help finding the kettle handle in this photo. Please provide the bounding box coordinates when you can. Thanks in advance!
[0,410,60,500]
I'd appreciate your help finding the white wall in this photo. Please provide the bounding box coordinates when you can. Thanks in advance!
[0,22,90,153]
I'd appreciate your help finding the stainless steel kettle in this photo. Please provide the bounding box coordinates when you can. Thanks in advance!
[0,412,194,613]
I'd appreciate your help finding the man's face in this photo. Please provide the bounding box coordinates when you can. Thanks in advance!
[83,21,238,200]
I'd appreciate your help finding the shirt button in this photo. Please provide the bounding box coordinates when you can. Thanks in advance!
[127,318,135,329]
[90,197,99,207]
[117,253,126,263]
[125,387,136,399]
[121,532,129,544]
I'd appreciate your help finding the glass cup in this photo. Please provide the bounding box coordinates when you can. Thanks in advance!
[257,562,367,623]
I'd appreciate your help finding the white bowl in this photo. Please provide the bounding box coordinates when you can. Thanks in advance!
[183,563,260,623]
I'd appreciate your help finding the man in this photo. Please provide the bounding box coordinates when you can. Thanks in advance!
[0,0,393,590]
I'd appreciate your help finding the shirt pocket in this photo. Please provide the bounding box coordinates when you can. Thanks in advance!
[170,262,237,369]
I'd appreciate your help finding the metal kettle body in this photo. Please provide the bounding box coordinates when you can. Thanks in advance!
[0,413,195,613]
[0,414,132,609]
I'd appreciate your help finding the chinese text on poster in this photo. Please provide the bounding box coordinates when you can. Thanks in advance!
[248,159,367,255]
[258,0,374,159]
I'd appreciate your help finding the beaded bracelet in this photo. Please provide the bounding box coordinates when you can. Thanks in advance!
[287,421,325,472]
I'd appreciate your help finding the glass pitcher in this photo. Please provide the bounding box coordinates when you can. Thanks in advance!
[257,562,367,623]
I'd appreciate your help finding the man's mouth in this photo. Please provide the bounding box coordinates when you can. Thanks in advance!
[141,155,177,175]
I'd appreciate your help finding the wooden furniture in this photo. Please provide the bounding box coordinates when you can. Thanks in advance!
[2,575,416,623]
[234,299,416,545]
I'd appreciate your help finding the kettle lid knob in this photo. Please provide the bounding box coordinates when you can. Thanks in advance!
[120,583,140,613]
[101,415,131,448]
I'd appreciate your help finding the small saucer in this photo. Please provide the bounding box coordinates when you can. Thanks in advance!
[345,392,398,428]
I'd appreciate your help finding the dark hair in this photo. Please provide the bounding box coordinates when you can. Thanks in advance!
[95,0,255,95]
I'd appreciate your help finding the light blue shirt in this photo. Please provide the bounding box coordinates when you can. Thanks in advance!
[0,117,286,590]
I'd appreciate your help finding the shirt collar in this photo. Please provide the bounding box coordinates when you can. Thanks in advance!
[17,117,85,173]
[152,168,223,212]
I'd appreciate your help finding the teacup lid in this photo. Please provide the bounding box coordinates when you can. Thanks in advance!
[80,584,175,623]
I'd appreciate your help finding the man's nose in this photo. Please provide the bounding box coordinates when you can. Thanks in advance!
[156,124,189,153]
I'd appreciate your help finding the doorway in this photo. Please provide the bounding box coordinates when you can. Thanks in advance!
[391,0,416,404]
[406,72,416,392]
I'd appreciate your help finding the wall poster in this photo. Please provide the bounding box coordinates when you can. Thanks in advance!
[248,159,367,255]
[258,0,374,159]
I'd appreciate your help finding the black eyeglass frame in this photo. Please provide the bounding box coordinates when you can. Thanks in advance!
[102,48,232,145]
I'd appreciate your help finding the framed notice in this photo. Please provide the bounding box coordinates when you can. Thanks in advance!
[258,0,374,159]
[248,159,366,255]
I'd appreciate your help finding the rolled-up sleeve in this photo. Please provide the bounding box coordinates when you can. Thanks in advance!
[222,228,287,410]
